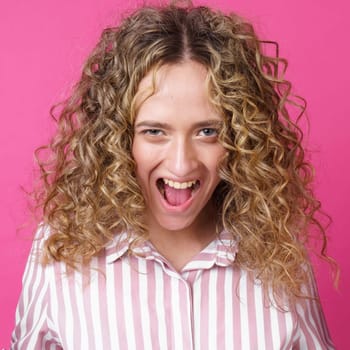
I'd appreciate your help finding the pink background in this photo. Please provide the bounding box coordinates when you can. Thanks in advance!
[1,0,349,348]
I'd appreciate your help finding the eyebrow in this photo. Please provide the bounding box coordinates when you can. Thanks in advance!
[134,119,222,129]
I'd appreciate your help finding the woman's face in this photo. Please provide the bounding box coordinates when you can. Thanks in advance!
[132,60,225,234]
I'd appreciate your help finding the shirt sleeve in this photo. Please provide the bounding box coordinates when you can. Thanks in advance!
[11,226,62,350]
[293,267,335,350]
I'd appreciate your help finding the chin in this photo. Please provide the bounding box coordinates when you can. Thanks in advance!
[154,216,195,233]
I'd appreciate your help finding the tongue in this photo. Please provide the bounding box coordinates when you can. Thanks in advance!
[164,184,192,206]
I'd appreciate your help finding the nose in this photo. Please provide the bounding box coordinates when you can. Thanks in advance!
[166,137,199,177]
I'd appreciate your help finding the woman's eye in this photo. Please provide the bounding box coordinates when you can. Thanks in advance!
[199,128,218,137]
[142,129,163,136]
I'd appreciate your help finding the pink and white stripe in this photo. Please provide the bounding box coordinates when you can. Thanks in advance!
[11,227,335,349]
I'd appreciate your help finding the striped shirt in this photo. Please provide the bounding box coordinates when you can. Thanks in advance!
[11,227,334,349]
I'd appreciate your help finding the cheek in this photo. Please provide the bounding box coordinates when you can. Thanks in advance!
[132,139,147,171]
[131,138,139,163]
[131,142,145,184]
[133,164,150,201]
[209,146,226,171]
[132,140,157,195]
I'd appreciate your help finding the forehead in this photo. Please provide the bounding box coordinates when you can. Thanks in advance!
[138,60,208,92]
[134,60,220,122]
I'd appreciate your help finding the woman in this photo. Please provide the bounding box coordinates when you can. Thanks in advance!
[11,2,335,349]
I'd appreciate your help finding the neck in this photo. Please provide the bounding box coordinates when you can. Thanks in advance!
[147,203,219,271]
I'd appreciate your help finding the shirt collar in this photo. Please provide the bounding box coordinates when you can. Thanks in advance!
[105,232,132,264]
[105,231,237,269]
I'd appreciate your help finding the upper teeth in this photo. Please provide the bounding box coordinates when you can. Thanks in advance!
[163,179,196,189]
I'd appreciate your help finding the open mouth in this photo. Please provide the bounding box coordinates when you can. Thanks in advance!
[156,178,200,206]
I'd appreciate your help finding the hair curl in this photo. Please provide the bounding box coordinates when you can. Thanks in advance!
[34,2,333,300]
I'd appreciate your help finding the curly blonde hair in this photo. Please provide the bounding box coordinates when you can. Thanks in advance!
[35,2,332,299]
